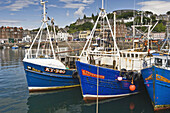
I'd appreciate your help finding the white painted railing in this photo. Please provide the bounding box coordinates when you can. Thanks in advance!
[25,49,54,59]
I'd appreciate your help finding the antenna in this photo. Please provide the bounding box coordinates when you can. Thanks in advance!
[102,0,104,9]
[141,11,143,25]
[40,0,48,22]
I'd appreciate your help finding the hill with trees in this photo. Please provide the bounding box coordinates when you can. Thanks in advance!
[66,10,167,33]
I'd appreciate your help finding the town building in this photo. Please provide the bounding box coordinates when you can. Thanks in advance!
[75,18,94,25]
[57,28,73,41]
[93,23,127,41]
[115,23,127,41]
[0,26,23,43]
[151,33,166,40]
[79,30,91,41]
[29,31,47,42]
[156,14,170,21]
[72,31,80,40]
[117,17,134,23]
[114,9,136,15]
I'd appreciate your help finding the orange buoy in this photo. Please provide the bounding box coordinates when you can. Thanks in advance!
[129,84,136,91]
[130,102,135,110]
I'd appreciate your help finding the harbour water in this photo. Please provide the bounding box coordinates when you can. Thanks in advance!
[0,48,168,113]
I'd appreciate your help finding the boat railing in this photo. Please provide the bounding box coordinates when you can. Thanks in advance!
[88,50,119,57]
[25,49,55,59]
[143,54,170,69]
[143,55,154,68]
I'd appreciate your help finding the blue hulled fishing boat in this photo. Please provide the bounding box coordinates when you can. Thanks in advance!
[12,45,19,49]
[141,31,170,110]
[23,0,79,92]
[76,61,141,101]
[141,65,170,110]
[76,0,142,101]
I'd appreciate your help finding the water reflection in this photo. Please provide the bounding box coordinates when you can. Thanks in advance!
[27,88,83,113]
[0,48,29,113]
[0,48,156,113]
[27,88,154,113]
[0,48,25,67]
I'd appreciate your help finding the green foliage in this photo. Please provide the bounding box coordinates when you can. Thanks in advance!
[83,14,87,19]
[93,13,99,22]
[153,22,166,32]
[107,13,114,19]
[117,12,134,19]
[134,16,151,25]
[96,23,101,28]
[125,22,133,27]
[145,11,153,15]
[68,22,94,33]
[92,13,95,21]
[151,15,156,22]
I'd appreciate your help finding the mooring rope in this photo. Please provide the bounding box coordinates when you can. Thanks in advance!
[96,65,99,113]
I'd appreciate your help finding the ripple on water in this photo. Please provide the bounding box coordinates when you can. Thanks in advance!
[0,49,29,113]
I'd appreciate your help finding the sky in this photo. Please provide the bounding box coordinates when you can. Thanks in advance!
[0,0,170,29]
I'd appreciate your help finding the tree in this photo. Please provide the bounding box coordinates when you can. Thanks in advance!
[145,11,153,15]
[67,22,94,33]
[153,22,166,32]
[166,11,170,15]
[83,14,87,19]
[92,13,95,21]
[117,12,133,19]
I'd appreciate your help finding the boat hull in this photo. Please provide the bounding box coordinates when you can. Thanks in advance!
[23,61,80,92]
[141,66,170,110]
[76,61,141,101]
[12,47,19,49]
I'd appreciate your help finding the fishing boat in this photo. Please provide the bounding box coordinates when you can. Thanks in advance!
[12,45,19,49]
[76,0,142,101]
[119,10,159,71]
[23,0,79,92]
[141,27,170,110]
[24,45,30,49]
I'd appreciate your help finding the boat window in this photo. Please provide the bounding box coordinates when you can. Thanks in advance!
[135,54,138,58]
[120,53,122,57]
[155,58,162,66]
[131,54,134,58]
[166,59,170,67]
[123,53,126,57]
[127,54,130,57]
[140,54,143,58]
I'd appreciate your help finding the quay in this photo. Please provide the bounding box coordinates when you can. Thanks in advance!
[0,41,158,50]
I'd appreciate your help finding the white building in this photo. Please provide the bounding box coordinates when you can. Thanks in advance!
[22,35,32,42]
[151,33,166,40]
[117,17,134,23]
[56,29,73,41]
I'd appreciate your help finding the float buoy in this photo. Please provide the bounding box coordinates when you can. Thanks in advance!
[117,76,123,81]
[129,84,136,91]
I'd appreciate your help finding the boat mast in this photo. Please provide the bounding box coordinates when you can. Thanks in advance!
[161,25,170,51]
[27,0,56,59]
[41,0,56,59]
[79,0,119,58]
[132,0,135,50]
